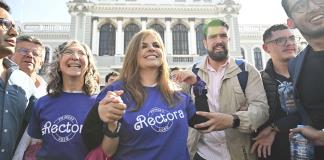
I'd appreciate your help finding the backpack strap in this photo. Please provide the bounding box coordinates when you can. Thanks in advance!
[191,62,205,95]
[192,62,199,75]
[235,59,248,94]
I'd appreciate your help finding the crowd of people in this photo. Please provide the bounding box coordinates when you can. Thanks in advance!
[0,0,323,159]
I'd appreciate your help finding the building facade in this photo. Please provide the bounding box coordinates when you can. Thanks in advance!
[20,0,305,84]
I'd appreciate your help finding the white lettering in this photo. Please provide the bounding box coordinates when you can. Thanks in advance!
[147,117,155,126]
[155,115,164,124]
[42,121,51,135]
[134,115,147,130]
[133,109,186,132]
[71,124,79,133]
[58,124,66,133]
[66,122,71,133]
[166,113,174,121]
[178,110,184,118]
[173,111,178,119]
[51,124,58,133]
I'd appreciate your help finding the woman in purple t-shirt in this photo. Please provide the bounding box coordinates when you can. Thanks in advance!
[27,40,99,160]
[82,29,196,160]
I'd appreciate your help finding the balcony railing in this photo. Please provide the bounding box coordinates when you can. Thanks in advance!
[21,23,70,33]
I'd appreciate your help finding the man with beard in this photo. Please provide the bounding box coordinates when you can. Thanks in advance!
[0,2,35,160]
[172,19,269,160]
[281,0,324,158]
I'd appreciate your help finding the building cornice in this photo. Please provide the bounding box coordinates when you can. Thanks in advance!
[68,2,241,18]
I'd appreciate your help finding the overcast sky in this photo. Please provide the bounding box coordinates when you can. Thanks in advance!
[8,0,288,25]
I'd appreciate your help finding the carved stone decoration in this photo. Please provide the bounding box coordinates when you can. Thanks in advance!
[221,0,241,15]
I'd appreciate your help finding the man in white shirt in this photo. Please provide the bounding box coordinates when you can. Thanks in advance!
[11,35,48,160]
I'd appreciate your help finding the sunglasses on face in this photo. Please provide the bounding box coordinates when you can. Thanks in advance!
[0,18,18,32]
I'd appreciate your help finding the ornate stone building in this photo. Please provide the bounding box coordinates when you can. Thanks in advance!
[20,0,305,84]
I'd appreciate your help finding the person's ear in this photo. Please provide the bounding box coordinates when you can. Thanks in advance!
[203,39,207,49]
[262,44,270,53]
[287,18,296,29]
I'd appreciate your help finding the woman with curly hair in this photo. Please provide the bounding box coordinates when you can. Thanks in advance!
[27,40,99,160]
[82,29,196,159]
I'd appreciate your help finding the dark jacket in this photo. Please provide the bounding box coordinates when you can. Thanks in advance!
[288,45,311,125]
[259,59,300,160]
[288,45,324,159]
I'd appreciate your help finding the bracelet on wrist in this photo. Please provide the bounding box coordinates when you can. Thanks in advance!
[102,121,121,138]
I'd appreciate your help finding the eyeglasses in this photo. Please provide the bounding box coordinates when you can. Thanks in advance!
[290,0,324,14]
[16,48,42,57]
[0,18,18,32]
[62,50,87,56]
[265,36,298,46]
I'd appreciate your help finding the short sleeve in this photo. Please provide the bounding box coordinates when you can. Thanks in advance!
[27,100,42,139]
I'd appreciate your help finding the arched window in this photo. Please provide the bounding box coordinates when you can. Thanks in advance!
[99,23,116,56]
[149,24,164,42]
[254,47,263,70]
[124,23,140,51]
[172,24,188,55]
[196,24,206,56]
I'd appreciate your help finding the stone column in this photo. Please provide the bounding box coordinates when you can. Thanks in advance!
[224,14,241,58]
[141,17,147,30]
[91,17,99,56]
[115,18,124,55]
[165,18,172,55]
[189,18,197,55]
[70,12,78,40]
[222,0,242,58]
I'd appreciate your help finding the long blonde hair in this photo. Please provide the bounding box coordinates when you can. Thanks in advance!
[120,29,178,110]
[47,40,99,96]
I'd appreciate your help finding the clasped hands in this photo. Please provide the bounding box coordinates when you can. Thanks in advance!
[98,90,126,130]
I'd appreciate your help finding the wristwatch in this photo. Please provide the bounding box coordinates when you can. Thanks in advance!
[102,121,121,138]
[232,114,240,128]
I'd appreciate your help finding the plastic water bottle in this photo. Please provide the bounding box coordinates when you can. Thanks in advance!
[290,125,314,160]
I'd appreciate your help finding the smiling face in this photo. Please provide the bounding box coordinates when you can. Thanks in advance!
[263,29,297,63]
[11,41,43,76]
[287,0,324,38]
[203,26,229,62]
[59,43,89,79]
[137,34,163,70]
[0,8,18,58]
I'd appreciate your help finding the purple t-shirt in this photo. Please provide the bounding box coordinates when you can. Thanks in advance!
[98,81,196,160]
[28,92,97,160]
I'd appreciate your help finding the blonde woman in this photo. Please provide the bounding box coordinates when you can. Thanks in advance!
[82,30,196,159]
[27,40,99,160]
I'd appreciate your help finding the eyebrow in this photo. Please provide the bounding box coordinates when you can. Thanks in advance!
[142,41,158,44]
[142,42,159,45]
